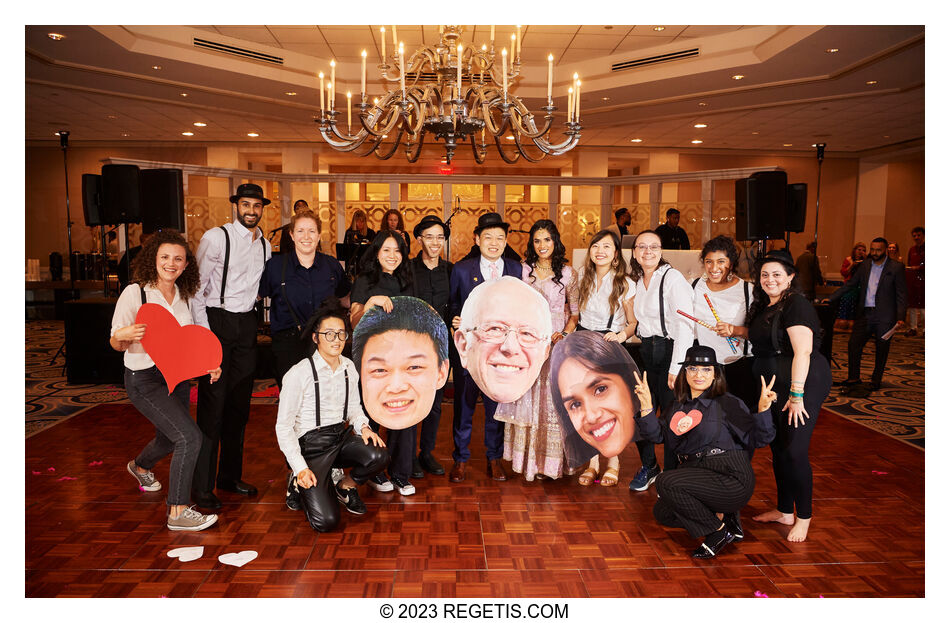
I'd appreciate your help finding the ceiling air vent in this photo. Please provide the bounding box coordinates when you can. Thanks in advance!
[611,48,699,72]
[193,37,284,65]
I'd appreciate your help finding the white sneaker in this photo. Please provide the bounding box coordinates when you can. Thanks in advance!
[391,477,416,496]
[167,506,218,531]
[127,460,161,492]
[369,474,393,492]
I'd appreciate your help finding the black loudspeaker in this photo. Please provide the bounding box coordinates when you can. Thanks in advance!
[64,298,124,384]
[141,168,186,233]
[100,164,141,224]
[786,183,807,233]
[735,171,788,241]
[82,174,102,226]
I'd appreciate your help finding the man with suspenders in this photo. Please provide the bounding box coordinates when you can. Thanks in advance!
[190,183,272,510]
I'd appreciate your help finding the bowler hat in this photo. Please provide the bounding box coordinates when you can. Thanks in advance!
[473,212,509,235]
[229,183,271,206]
[413,214,451,239]
[678,345,720,367]
[756,249,796,273]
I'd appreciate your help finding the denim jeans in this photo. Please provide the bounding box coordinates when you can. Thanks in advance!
[125,366,203,506]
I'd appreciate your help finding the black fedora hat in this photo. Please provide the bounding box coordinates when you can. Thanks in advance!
[678,344,720,367]
[413,214,450,239]
[756,249,796,273]
[473,212,509,235]
[229,183,271,206]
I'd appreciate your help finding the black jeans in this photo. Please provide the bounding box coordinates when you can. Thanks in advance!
[195,308,258,494]
[124,366,203,506]
[298,423,389,532]
[418,387,444,456]
[635,336,675,470]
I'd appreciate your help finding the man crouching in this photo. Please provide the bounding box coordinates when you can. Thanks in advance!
[275,297,388,531]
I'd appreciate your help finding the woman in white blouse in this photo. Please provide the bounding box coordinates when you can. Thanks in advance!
[110,230,222,532]
[573,230,636,486]
[628,229,694,492]
[691,235,756,412]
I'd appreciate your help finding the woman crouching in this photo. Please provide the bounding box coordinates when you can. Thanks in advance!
[632,345,776,558]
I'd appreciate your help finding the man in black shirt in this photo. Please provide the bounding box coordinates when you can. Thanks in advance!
[606,207,631,239]
[409,215,453,477]
[278,199,311,253]
[655,208,690,250]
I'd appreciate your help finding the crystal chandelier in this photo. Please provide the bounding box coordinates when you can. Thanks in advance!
[315,25,582,164]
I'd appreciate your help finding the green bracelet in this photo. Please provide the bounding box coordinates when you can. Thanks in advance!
[789,390,804,398]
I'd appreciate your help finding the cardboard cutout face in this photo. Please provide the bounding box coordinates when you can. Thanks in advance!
[550,331,641,461]
[352,296,450,430]
[454,277,552,403]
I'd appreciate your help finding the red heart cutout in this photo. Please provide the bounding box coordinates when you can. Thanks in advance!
[669,409,703,436]
[136,303,223,394]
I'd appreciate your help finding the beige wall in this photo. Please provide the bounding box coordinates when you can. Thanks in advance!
[26,145,207,262]
[883,158,925,256]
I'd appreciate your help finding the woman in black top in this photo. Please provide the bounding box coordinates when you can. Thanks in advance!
[718,249,831,543]
[633,345,776,558]
[380,208,412,249]
[349,230,415,496]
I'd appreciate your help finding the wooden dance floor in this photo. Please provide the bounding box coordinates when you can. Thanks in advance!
[25,402,924,598]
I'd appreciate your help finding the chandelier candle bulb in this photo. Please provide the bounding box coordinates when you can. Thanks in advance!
[361,50,367,100]
[327,82,333,112]
[347,91,352,133]
[458,44,463,98]
[547,55,553,102]
[319,72,325,114]
[502,48,508,99]
[516,25,521,58]
[399,43,405,98]
[575,79,581,121]
[381,27,386,60]
[490,25,495,46]
[568,87,574,123]
[392,26,397,47]
[330,60,336,106]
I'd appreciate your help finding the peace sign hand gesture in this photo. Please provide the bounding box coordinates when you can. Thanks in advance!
[633,370,653,415]
[758,375,777,413]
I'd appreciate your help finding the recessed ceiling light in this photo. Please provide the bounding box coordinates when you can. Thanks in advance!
[181,131,194,136]
[732,74,744,80]
[825,48,839,53]
[106,115,117,120]
[121,133,130,137]
[152,65,162,70]
[630,138,642,143]
[698,102,707,107]
[694,123,707,128]
[691,139,703,144]
[180,93,188,97]
[193,122,207,127]
[285,92,297,96]
[604,25,613,30]
[783,143,793,147]
[601,97,610,102]
[883,135,890,138]
[48,33,65,41]
[653,26,665,31]
[752,131,759,135]
[247,132,260,137]
[866,80,877,85]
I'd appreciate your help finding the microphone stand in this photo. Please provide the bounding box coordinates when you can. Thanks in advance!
[813,143,826,246]
[445,196,462,260]
[59,131,75,296]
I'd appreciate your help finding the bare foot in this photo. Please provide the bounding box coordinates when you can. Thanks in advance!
[753,509,795,525]
[787,517,811,542]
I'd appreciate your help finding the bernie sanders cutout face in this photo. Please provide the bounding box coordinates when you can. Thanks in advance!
[352,297,450,430]
[455,276,552,404]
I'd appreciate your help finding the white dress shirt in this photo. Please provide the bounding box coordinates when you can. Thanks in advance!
[692,278,753,364]
[275,354,368,475]
[479,256,505,282]
[577,268,636,332]
[633,264,694,376]
[110,283,193,371]
[190,222,271,329]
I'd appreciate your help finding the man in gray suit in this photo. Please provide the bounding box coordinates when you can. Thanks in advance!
[829,237,907,391]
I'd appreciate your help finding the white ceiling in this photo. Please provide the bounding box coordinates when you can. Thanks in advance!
[25,24,924,168]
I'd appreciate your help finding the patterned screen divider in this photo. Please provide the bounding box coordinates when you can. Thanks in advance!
[504,203,550,259]
[557,203,602,259]
[711,201,737,239]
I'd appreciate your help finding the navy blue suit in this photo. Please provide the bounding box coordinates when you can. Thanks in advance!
[448,256,523,462]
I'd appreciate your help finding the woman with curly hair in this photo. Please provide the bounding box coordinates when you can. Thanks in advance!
[571,229,636,487]
[495,220,579,481]
[110,229,222,532]
[380,208,412,249]
[734,250,831,542]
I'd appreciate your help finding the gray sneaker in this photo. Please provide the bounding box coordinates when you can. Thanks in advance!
[127,460,161,492]
[167,506,218,531]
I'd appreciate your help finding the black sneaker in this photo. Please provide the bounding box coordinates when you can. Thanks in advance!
[390,476,416,496]
[336,484,367,515]
[411,456,424,479]
[286,473,302,511]
[369,473,394,492]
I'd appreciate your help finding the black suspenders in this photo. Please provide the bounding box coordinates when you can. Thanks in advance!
[218,225,267,306]
[636,267,669,339]
[280,253,305,331]
[306,357,349,428]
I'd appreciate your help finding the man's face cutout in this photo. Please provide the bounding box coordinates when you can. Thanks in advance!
[455,277,551,403]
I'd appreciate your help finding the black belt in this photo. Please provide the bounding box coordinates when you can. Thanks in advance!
[677,447,725,464]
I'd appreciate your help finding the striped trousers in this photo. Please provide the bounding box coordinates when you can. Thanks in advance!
[652,450,755,538]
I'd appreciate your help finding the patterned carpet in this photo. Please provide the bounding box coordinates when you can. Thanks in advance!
[25,320,924,448]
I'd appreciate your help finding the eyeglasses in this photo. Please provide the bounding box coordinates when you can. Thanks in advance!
[685,365,714,375]
[466,323,547,347]
[317,330,349,342]
[635,244,661,252]
[421,235,445,243]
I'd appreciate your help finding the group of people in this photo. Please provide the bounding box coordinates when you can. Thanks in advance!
[111,182,890,560]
